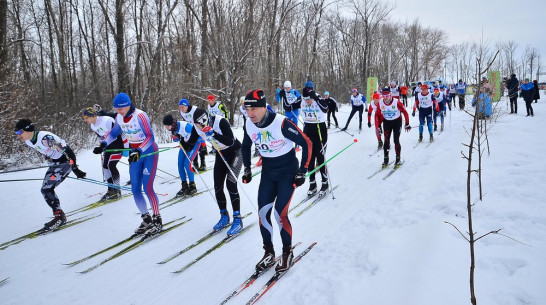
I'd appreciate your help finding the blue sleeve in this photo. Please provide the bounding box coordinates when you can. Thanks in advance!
[267,104,275,113]
[104,122,122,146]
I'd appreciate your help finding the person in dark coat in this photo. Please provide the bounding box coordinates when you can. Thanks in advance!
[520,78,535,116]
[506,74,519,114]
[533,80,540,103]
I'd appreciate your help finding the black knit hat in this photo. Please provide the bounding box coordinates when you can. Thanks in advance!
[244,89,267,108]
[14,119,35,132]
[162,114,174,126]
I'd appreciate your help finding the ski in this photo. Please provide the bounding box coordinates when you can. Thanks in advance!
[295,185,340,217]
[369,147,382,156]
[64,216,186,266]
[66,194,131,216]
[157,212,252,265]
[158,188,213,211]
[217,242,302,305]
[288,193,318,214]
[245,242,318,305]
[382,161,405,180]
[0,213,102,251]
[425,139,435,148]
[78,216,192,274]
[0,277,9,285]
[413,140,423,148]
[172,223,256,274]
[366,162,394,179]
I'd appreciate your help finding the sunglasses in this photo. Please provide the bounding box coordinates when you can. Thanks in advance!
[15,129,23,135]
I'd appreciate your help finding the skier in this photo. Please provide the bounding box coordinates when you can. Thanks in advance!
[432,87,447,131]
[301,83,330,197]
[448,84,457,109]
[241,89,312,273]
[162,114,201,197]
[82,107,126,201]
[375,87,411,168]
[400,84,409,107]
[412,84,439,143]
[389,81,400,100]
[14,119,87,230]
[455,79,467,109]
[179,98,207,171]
[341,88,367,131]
[206,94,229,119]
[93,93,162,235]
[367,92,384,149]
[276,80,302,127]
[193,111,244,235]
[323,91,339,128]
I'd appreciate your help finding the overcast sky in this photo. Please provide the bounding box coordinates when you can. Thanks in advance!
[392,0,545,65]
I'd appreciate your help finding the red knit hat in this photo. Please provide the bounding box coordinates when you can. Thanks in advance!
[207,94,215,100]
[373,93,381,99]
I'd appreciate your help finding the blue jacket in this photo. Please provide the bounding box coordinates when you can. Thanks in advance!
[520,82,535,102]
[455,82,467,95]
[472,93,492,117]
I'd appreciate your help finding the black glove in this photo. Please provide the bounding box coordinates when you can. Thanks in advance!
[242,167,252,184]
[93,142,106,154]
[294,169,306,187]
[367,122,372,128]
[128,149,141,163]
[412,111,415,117]
[365,107,368,112]
[72,164,87,179]
[405,124,411,132]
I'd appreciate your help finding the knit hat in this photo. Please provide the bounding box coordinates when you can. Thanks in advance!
[113,92,132,108]
[373,93,381,99]
[304,81,314,89]
[81,107,98,118]
[284,81,292,88]
[162,114,174,126]
[421,84,428,89]
[14,119,35,133]
[244,89,267,108]
[193,108,209,126]
[324,91,330,96]
[381,86,391,94]
[352,88,358,93]
[179,98,189,107]
[207,94,215,101]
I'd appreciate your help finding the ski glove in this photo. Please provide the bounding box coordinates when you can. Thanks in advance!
[405,124,411,132]
[93,104,102,112]
[412,111,415,117]
[93,142,106,154]
[72,164,87,179]
[377,126,383,134]
[128,149,141,163]
[242,167,252,184]
[294,169,306,187]
[367,122,372,128]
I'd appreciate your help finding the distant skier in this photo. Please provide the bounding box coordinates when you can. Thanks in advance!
[82,106,126,201]
[93,93,162,235]
[206,94,229,119]
[193,111,244,236]
[432,87,447,131]
[162,114,201,197]
[241,89,312,273]
[367,92,383,149]
[375,87,411,168]
[412,84,439,143]
[277,80,302,127]
[455,79,467,109]
[341,88,367,131]
[14,119,87,230]
[301,82,330,197]
[448,84,457,110]
[179,98,208,171]
[323,91,339,128]
[400,84,409,107]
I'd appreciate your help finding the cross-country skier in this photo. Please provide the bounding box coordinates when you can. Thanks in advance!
[455,79,467,109]
[400,84,409,107]
[82,107,127,201]
[448,84,457,109]
[301,82,330,197]
[277,80,302,127]
[162,114,201,197]
[241,89,312,273]
[323,91,339,128]
[432,87,448,131]
[367,92,383,149]
[375,87,411,168]
[412,84,439,143]
[389,81,400,100]
[341,88,367,131]
[206,94,229,119]
[179,98,207,171]
[14,119,87,230]
[93,93,162,235]
[193,111,244,235]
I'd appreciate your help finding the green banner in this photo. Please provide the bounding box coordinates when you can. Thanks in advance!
[366,77,378,101]
[488,70,501,102]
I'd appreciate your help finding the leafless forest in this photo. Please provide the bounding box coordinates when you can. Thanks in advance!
[0,0,541,168]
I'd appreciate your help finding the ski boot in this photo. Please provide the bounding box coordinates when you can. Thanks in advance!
[418,134,423,142]
[275,245,294,273]
[135,213,153,235]
[318,180,329,197]
[187,182,197,195]
[227,211,243,236]
[213,209,230,231]
[307,180,317,196]
[382,157,389,169]
[256,243,276,271]
[394,155,402,169]
[43,210,67,231]
[145,214,163,236]
[101,188,121,201]
[177,181,189,197]
[198,163,207,172]
[378,139,383,149]
[430,134,434,142]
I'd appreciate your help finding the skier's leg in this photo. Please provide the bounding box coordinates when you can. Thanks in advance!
[273,159,298,247]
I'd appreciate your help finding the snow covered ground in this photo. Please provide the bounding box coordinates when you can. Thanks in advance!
[1,96,545,305]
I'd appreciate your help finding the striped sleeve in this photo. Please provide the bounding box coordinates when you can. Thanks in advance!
[137,112,154,152]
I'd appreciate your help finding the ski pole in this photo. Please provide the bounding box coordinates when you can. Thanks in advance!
[104,148,133,153]
[209,137,259,213]
[119,160,177,179]
[0,164,65,174]
[67,176,133,191]
[0,178,43,183]
[305,139,358,178]
[179,145,217,202]
[312,104,335,199]
[141,146,177,158]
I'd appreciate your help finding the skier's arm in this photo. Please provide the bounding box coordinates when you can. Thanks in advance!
[213,118,236,147]
[136,112,154,152]
[397,101,410,124]
[281,119,312,171]
[293,90,302,109]
[219,103,229,120]
[361,96,368,109]
[367,104,374,123]
[374,108,383,127]
[315,97,329,113]
[413,96,419,112]
[104,121,122,146]
[241,125,253,169]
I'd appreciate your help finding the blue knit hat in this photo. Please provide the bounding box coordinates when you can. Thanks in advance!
[113,93,132,108]
[304,81,314,89]
[179,98,190,106]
